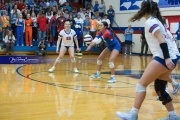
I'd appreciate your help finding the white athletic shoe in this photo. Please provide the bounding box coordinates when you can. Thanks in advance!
[158,114,180,120]
[107,77,116,83]
[73,68,79,73]
[48,66,55,72]
[172,83,180,95]
[116,111,138,120]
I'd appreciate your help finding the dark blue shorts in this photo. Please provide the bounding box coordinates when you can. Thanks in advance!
[154,56,178,69]
[125,40,132,45]
[107,43,121,52]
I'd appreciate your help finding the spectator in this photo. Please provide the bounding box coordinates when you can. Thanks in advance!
[25,13,33,46]
[4,30,15,55]
[46,0,50,8]
[31,12,38,41]
[96,16,101,32]
[18,0,26,11]
[139,29,148,56]
[89,15,97,39]
[107,5,115,28]
[15,13,25,46]
[83,15,90,36]
[1,11,10,40]
[11,9,18,38]
[28,0,37,10]
[71,7,77,18]
[124,25,134,55]
[176,28,180,50]
[85,0,91,9]
[46,11,52,42]
[35,38,46,56]
[11,4,21,15]
[49,11,57,47]
[39,0,47,10]
[63,2,72,13]
[59,0,67,6]
[0,2,6,16]
[93,1,99,13]
[98,0,105,18]
[63,9,69,19]
[87,8,93,19]
[57,12,66,33]
[30,7,37,16]
[67,14,75,29]
[49,0,57,8]
[102,14,110,28]
[22,9,28,19]
[37,11,47,42]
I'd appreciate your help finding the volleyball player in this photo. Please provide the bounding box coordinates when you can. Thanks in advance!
[116,1,180,119]
[48,21,80,73]
[86,21,121,83]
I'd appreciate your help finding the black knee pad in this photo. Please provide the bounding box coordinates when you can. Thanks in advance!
[154,79,172,105]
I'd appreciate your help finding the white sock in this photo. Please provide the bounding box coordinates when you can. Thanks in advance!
[131,107,139,115]
[171,79,177,86]
[111,75,115,78]
[168,110,177,116]
[97,71,100,74]
[165,87,169,94]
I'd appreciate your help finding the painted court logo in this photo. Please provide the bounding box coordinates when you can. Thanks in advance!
[0,56,44,64]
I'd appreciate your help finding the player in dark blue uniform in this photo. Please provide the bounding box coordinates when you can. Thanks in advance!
[86,21,121,83]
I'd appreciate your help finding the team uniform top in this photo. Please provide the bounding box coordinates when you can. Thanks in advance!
[166,30,180,56]
[58,29,77,47]
[145,17,177,59]
[96,29,121,51]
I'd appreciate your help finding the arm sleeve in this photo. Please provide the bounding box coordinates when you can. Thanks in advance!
[145,20,160,35]
[58,30,63,38]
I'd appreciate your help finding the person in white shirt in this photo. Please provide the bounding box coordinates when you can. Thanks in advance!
[59,0,66,6]
[48,21,80,73]
[116,1,180,120]
[4,30,15,55]
[102,14,110,28]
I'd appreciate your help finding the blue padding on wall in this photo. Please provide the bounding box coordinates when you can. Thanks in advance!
[14,46,100,52]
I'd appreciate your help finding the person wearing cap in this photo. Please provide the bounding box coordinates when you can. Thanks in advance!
[37,11,48,42]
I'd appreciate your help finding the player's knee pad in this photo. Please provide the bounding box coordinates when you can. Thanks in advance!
[109,62,114,69]
[71,58,76,63]
[136,83,146,92]
[154,79,172,105]
[56,58,61,62]
[97,59,102,65]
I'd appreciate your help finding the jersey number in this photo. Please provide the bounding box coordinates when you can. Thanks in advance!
[66,37,71,40]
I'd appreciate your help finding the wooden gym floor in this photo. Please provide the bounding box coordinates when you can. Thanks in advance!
[0,55,180,120]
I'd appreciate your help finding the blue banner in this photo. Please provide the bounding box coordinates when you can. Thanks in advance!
[120,0,180,11]
[0,56,45,64]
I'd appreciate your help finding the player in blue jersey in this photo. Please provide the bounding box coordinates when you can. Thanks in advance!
[86,21,121,83]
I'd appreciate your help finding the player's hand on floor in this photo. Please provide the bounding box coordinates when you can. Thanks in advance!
[86,46,91,51]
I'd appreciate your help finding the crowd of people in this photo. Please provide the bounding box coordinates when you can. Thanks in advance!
[0,0,115,55]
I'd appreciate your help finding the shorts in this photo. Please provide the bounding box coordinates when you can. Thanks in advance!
[154,56,178,69]
[62,46,73,50]
[125,40,132,45]
[107,42,121,52]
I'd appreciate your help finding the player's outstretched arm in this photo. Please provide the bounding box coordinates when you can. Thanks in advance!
[86,37,102,51]
[56,37,62,53]
[74,36,80,52]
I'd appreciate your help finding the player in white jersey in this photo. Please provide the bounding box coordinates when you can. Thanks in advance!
[48,21,80,73]
[116,1,180,120]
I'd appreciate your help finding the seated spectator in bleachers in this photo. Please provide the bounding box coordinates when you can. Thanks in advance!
[59,0,67,7]
[31,12,38,41]
[102,14,110,28]
[35,38,46,56]
[39,0,47,10]
[22,9,28,19]
[28,0,38,10]
[4,30,15,55]
[63,2,72,13]
[30,7,38,16]
[15,13,25,46]
[63,9,69,19]
[0,2,6,16]
[18,0,26,11]
[49,0,58,8]
[96,16,102,32]
[25,13,33,46]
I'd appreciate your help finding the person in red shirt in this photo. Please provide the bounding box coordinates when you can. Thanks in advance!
[37,11,48,42]
[18,0,26,11]
[49,12,57,47]
[56,12,66,33]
